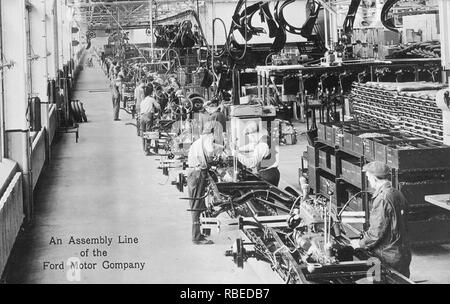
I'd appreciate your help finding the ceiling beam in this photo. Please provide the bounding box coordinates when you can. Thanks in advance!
[70,1,152,8]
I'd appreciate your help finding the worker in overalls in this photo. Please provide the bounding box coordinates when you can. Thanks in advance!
[235,121,280,186]
[140,84,160,155]
[187,121,224,245]
[134,79,146,134]
[111,75,123,121]
[351,161,412,278]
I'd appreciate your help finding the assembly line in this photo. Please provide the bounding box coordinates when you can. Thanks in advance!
[0,0,450,285]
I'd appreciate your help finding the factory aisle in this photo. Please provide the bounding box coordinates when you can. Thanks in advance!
[4,62,281,284]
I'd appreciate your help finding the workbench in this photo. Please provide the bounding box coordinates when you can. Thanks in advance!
[425,194,450,211]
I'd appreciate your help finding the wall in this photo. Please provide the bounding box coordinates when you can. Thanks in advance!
[402,13,440,43]
[0,171,23,277]
[31,130,46,189]
[128,29,150,45]
[0,0,76,278]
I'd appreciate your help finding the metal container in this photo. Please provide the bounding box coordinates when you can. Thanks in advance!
[386,142,450,170]
[307,145,319,167]
[318,148,336,175]
[341,159,362,188]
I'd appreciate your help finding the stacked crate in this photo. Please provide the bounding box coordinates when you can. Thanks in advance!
[314,120,450,207]
[351,82,400,129]
[309,120,450,244]
[350,81,447,142]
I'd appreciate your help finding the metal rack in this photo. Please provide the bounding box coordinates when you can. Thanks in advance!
[306,120,450,245]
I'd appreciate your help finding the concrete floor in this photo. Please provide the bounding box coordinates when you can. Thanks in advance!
[3,63,450,284]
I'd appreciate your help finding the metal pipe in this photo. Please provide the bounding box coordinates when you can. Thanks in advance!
[149,0,154,63]
[41,0,51,163]
[324,6,329,50]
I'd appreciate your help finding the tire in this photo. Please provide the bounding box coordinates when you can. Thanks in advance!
[70,101,80,122]
[80,102,88,122]
[74,101,83,123]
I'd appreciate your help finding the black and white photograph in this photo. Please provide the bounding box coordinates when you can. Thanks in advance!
[0,0,449,289]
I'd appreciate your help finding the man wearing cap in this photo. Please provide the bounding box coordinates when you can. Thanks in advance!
[351,161,412,278]
[186,121,225,245]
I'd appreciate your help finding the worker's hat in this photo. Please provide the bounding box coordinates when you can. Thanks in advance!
[363,161,391,179]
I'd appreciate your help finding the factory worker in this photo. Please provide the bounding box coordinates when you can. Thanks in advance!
[205,98,227,133]
[187,121,225,245]
[109,61,117,80]
[234,121,280,186]
[351,161,412,278]
[118,67,126,79]
[111,75,123,121]
[142,65,150,80]
[134,79,146,114]
[153,84,168,113]
[140,84,160,155]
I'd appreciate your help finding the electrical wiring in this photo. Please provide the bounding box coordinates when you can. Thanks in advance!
[213,0,250,63]
[381,0,401,33]
[343,0,362,36]
[265,52,276,65]
[212,17,229,59]
[227,0,249,62]
[99,3,151,64]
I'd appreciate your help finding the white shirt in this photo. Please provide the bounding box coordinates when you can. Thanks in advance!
[134,86,145,109]
[238,142,270,171]
[140,96,159,115]
[188,135,209,169]
[188,135,222,169]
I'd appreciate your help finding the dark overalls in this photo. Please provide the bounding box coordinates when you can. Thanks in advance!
[186,138,211,242]
[111,83,121,120]
[187,168,209,242]
[360,182,412,278]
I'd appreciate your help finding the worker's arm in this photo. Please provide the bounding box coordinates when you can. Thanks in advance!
[152,99,161,110]
[238,142,256,153]
[238,143,269,170]
[359,198,392,249]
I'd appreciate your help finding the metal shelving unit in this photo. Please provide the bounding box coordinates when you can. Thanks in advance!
[306,120,450,245]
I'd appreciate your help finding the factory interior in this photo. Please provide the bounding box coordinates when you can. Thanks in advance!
[0,0,450,285]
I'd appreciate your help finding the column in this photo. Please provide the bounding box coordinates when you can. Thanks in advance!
[1,0,33,220]
[46,0,58,79]
[438,0,450,145]
[29,0,49,119]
